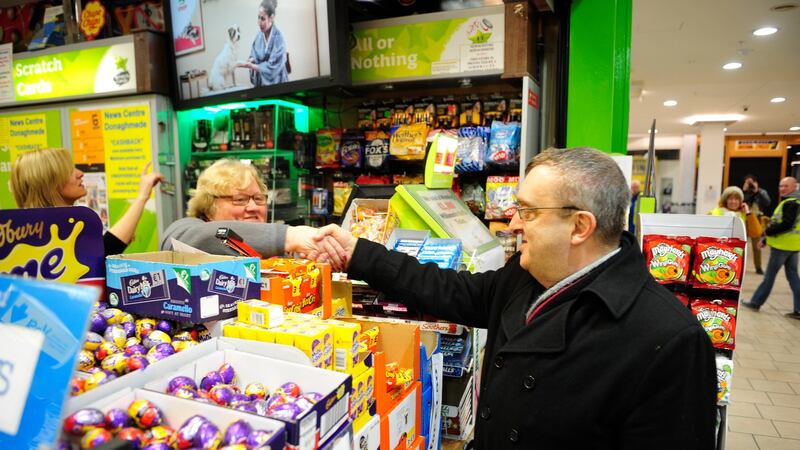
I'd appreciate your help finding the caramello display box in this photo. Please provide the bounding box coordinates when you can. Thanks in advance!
[106,252,260,322]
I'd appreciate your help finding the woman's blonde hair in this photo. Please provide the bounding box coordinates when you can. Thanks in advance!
[719,186,744,208]
[10,147,74,208]
[186,159,268,219]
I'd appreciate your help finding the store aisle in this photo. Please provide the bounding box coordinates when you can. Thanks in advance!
[726,248,800,449]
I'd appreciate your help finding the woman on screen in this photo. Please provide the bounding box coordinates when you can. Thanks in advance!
[239,0,289,86]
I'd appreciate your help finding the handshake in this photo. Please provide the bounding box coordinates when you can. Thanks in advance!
[285,224,359,272]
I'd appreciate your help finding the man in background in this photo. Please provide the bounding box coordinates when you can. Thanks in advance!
[743,177,800,319]
[742,174,771,274]
[629,180,641,235]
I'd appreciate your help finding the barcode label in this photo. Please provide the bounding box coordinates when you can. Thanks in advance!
[250,311,265,326]
[320,395,349,439]
[334,348,347,371]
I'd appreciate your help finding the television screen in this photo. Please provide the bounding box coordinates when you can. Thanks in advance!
[169,0,334,104]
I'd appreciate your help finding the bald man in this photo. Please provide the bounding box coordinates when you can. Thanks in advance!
[743,177,800,319]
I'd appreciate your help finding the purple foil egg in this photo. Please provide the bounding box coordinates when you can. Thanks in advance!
[209,384,236,406]
[101,308,124,324]
[83,332,104,352]
[63,408,105,435]
[172,330,194,342]
[172,387,200,400]
[174,415,208,448]
[122,321,136,338]
[81,428,113,449]
[143,330,171,349]
[145,351,169,365]
[229,393,250,407]
[303,392,323,403]
[89,313,108,334]
[217,363,237,384]
[105,407,130,432]
[142,444,172,450]
[195,421,222,449]
[233,402,258,414]
[103,324,128,348]
[223,420,253,446]
[251,399,270,416]
[200,371,224,391]
[246,429,275,448]
[125,344,148,357]
[277,382,301,398]
[125,337,141,347]
[265,393,288,411]
[156,320,173,335]
[149,342,176,358]
[168,375,198,394]
[244,382,268,400]
[127,355,149,372]
[294,396,316,413]
[116,427,147,449]
[268,402,303,421]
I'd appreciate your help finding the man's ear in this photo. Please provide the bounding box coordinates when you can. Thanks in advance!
[571,211,597,245]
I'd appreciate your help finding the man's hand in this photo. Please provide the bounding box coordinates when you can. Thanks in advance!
[138,162,165,201]
[311,224,357,272]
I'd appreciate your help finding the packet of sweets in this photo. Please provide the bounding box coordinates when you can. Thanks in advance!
[340,132,364,168]
[642,234,693,284]
[716,357,734,404]
[691,298,737,350]
[364,130,390,171]
[485,176,519,220]
[316,128,342,168]
[390,123,429,160]
[691,237,746,290]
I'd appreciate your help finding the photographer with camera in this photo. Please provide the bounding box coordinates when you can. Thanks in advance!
[743,174,771,274]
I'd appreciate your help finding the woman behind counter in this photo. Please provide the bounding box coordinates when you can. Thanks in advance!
[161,158,324,257]
[238,0,289,86]
[10,147,163,257]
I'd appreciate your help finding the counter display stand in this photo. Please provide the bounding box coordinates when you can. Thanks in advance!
[640,213,747,450]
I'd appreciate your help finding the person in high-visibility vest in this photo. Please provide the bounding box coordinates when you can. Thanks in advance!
[742,177,800,319]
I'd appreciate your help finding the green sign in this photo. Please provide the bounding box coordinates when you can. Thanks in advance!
[351,7,504,84]
[8,41,136,104]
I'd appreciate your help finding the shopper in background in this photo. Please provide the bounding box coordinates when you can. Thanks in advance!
[742,174,771,274]
[707,186,763,253]
[628,179,641,235]
[239,0,289,86]
[312,147,717,449]
[9,147,163,257]
[742,177,800,319]
[160,159,325,257]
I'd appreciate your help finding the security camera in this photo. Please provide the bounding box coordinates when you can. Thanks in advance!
[743,105,749,112]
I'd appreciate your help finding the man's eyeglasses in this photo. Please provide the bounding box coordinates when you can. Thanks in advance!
[515,204,580,221]
[216,194,268,206]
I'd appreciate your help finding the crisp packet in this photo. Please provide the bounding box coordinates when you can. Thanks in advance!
[364,131,390,171]
[340,132,364,168]
[316,128,342,168]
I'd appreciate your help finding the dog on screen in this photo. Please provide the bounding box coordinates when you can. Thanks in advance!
[208,25,241,91]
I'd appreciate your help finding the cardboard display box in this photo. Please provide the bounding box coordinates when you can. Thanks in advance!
[353,415,381,450]
[80,387,286,450]
[106,252,261,322]
[381,383,422,450]
[145,349,351,450]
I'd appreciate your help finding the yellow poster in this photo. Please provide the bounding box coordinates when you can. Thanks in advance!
[101,104,151,199]
[0,113,50,161]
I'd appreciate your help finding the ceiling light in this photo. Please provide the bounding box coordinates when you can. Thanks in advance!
[723,127,728,132]
[791,126,800,131]
[753,27,778,36]
[663,100,678,107]
[685,114,744,125]
[723,62,742,70]
[771,97,786,103]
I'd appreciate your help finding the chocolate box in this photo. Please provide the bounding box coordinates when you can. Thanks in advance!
[106,251,260,323]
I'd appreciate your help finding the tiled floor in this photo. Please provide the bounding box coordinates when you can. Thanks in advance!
[726,248,800,449]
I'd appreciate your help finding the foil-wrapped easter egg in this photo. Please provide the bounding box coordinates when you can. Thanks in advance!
[294,396,316,413]
[145,425,174,443]
[167,375,198,394]
[200,371,224,391]
[143,330,171,349]
[104,325,128,348]
[209,384,236,406]
[101,308,125,324]
[77,350,95,371]
[95,341,122,361]
[170,415,207,449]
[63,408,105,435]
[125,336,141,347]
[195,421,222,449]
[172,387,199,400]
[141,444,172,450]
[229,393,250,407]
[268,402,303,420]
[116,427,147,449]
[172,331,194,342]
[217,363,236,384]
[127,355,149,372]
[194,324,212,341]
[156,320,173,335]
[120,312,135,322]
[83,332,104,352]
[223,420,253,446]
[125,344,148,356]
[276,382,301,398]
[251,399,270,416]
[233,402,258,414]
[246,429,275,448]
[244,382,268,400]
[122,321,137,338]
[303,392,323,403]
[70,377,86,396]
[128,399,163,429]
[172,340,198,353]
[80,428,113,449]
[89,313,107,334]
[265,393,288,411]
[84,369,116,391]
[105,407,130,432]
[135,318,157,340]
[219,445,248,450]
[100,353,129,375]
[148,342,175,358]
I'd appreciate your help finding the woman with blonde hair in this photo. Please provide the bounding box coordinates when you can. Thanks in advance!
[708,186,762,249]
[10,147,163,256]
[160,158,327,257]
